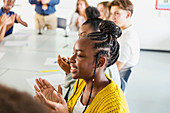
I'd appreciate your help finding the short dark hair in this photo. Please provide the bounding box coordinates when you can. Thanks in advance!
[0,84,50,113]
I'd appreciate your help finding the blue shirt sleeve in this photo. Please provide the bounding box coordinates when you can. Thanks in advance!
[0,8,4,16]
[29,0,41,5]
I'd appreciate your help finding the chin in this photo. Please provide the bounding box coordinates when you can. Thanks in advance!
[72,74,78,79]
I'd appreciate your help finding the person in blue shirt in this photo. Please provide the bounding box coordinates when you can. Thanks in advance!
[0,0,28,38]
[29,0,60,30]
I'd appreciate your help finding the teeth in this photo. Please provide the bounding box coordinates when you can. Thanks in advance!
[71,67,76,70]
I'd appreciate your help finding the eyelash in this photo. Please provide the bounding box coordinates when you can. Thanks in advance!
[72,52,83,58]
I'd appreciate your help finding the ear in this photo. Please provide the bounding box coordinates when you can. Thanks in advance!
[97,57,106,68]
[126,11,131,19]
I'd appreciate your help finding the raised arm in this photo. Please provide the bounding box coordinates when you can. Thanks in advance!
[0,25,7,42]
[16,14,28,27]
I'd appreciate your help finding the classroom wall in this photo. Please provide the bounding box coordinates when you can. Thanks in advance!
[1,0,170,51]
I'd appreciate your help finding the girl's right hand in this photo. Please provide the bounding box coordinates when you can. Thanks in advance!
[58,54,71,75]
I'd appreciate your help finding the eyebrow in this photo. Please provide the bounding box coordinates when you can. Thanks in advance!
[81,31,88,34]
[75,49,84,52]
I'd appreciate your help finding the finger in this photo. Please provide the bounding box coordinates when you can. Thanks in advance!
[39,78,47,89]
[58,84,62,95]
[34,85,40,92]
[35,91,44,103]
[43,79,56,90]
[35,78,44,92]
[62,57,66,61]
[58,54,62,64]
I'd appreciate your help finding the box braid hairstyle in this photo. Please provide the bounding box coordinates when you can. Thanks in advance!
[82,20,122,112]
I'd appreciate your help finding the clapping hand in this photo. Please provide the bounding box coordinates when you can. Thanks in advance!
[58,54,71,75]
[0,14,8,26]
[34,78,62,102]
[41,0,50,4]
[35,91,69,113]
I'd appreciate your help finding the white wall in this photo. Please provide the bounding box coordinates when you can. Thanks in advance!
[1,0,170,51]
[133,0,170,51]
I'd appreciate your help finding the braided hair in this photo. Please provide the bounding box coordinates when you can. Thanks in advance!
[87,20,121,68]
[82,20,122,113]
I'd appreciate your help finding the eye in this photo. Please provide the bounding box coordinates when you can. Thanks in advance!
[77,54,83,57]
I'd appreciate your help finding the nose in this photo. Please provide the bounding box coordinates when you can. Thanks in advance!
[69,54,76,64]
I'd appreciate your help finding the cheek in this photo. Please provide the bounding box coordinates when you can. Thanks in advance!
[77,59,95,76]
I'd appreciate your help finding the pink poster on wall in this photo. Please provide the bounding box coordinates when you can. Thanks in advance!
[156,0,170,10]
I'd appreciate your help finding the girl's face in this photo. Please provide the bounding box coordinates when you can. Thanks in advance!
[97,4,105,20]
[109,6,128,28]
[78,24,94,38]
[70,37,96,80]
[3,0,15,11]
[77,0,87,13]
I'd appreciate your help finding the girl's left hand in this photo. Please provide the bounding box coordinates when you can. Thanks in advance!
[36,91,69,113]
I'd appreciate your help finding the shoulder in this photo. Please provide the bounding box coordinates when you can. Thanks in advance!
[0,8,4,16]
[86,80,129,112]
[123,26,139,40]
[71,12,79,18]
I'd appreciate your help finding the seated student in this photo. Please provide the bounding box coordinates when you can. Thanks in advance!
[108,0,140,92]
[34,20,129,113]
[0,84,50,113]
[0,0,28,37]
[69,0,88,31]
[0,14,15,41]
[57,6,121,100]
[97,1,110,20]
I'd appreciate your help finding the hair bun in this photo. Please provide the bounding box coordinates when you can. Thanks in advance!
[99,20,122,39]
[85,6,100,19]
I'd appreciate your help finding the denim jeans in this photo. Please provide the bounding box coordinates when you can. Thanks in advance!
[120,68,132,92]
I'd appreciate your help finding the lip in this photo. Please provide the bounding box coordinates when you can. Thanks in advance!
[70,67,77,73]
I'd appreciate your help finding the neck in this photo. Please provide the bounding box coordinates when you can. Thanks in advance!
[3,7,10,13]
[84,70,109,92]
[121,20,132,30]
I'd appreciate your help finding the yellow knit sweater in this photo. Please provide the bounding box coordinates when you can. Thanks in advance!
[67,74,129,113]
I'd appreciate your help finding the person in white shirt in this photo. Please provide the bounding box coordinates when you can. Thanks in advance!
[109,0,140,92]
[69,0,88,31]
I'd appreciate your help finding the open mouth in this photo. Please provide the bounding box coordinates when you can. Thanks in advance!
[70,67,77,73]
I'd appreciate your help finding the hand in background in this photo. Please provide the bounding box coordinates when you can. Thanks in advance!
[58,54,71,75]
[77,16,84,27]
[34,78,62,103]
[35,91,69,113]
[5,14,15,31]
[0,14,8,26]
[41,0,50,4]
